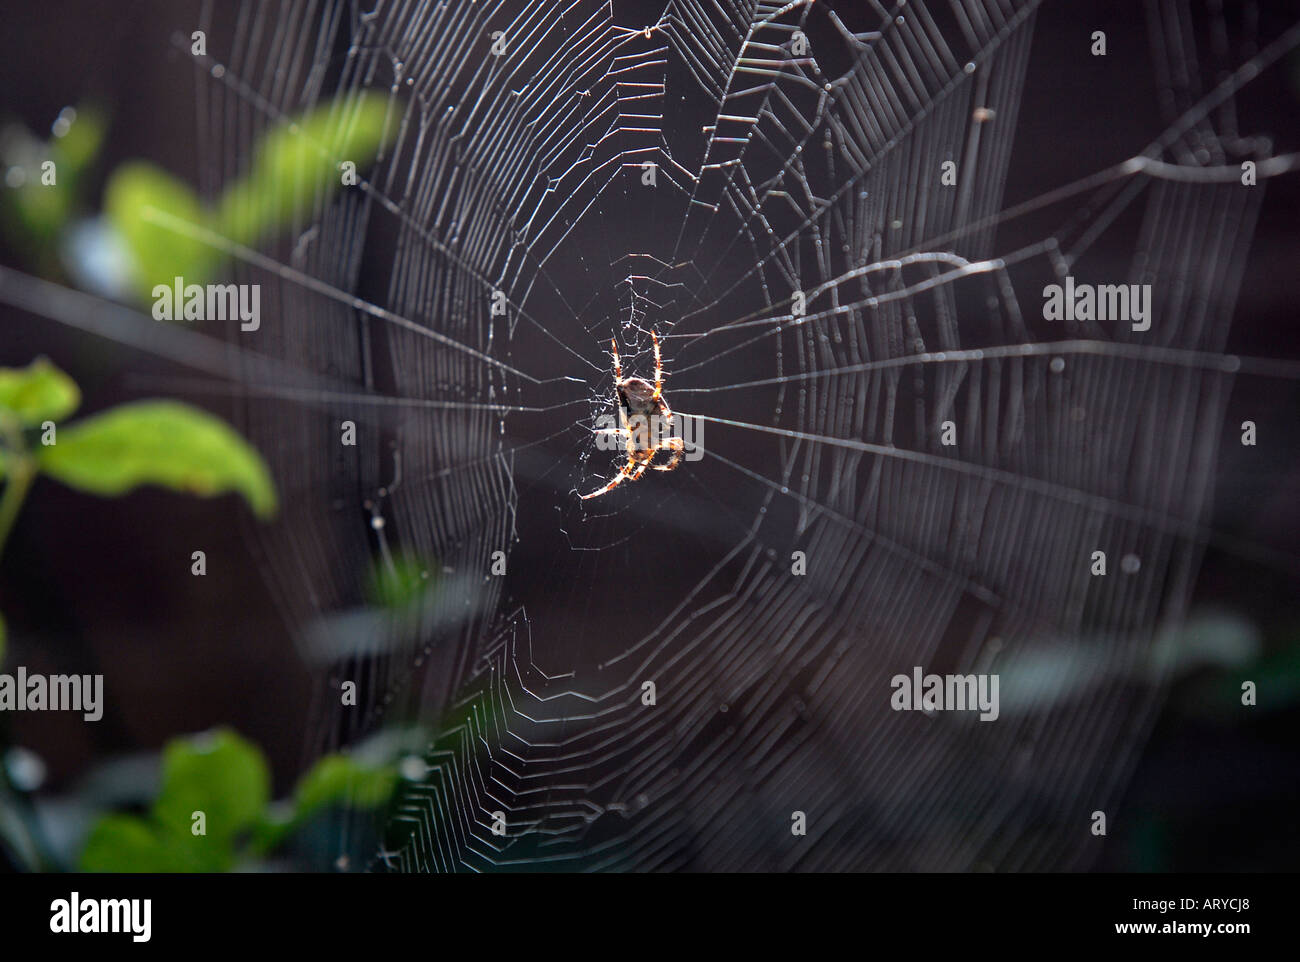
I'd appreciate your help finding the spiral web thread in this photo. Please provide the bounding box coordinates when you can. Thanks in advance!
[166,0,1300,869]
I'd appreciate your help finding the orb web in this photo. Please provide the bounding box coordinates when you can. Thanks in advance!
[159,0,1300,870]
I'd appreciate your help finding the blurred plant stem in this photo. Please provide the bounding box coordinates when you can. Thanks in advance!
[0,415,36,560]
[0,754,58,870]
[0,415,46,870]
[0,461,35,562]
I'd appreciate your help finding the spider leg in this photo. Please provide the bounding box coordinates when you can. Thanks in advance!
[595,402,631,438]
[580,456,640,500]
[656,395,674,427]
[651,329,663,400]
[610,338,622,382]
[652,436,684,471]
[646,396,677,461]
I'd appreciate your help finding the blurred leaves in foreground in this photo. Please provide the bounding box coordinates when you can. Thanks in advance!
[80,729,398,872]
[0,356,277,707]
[0,105,106,278]
[0,358,277,528]
[38,400,277,520]
[2,93,397,302]
[0,356,81,426]
[365,554,437,611]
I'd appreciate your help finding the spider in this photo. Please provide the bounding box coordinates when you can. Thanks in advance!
[580,330,684,500]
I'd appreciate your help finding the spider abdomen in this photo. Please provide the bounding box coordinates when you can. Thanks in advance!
[617,377,658,415]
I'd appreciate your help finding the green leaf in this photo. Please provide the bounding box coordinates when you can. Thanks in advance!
[80,814,189,872]
[0,358,80,427]
[0,105,107,266]
[152,729,270,863]
[253,753,397,854]
[7,167,72,249]
[38,400,278,519]
[365,555,435,610]
[50,104,107,178]
[295,755,398,814]
[104,161,215,303]
[81,730,273,872]
[214,92,396,246]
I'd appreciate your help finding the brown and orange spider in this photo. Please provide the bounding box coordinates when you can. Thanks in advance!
[580,330,684,500]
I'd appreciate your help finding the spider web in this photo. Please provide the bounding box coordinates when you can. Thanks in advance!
[137,0,1300,870]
